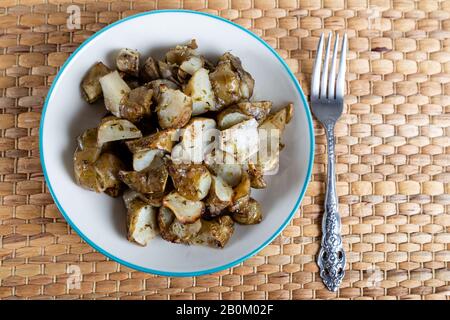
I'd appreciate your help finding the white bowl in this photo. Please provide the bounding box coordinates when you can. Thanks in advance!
[40,10,314,276]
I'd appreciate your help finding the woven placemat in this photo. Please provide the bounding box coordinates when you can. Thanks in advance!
[0,0,449,300]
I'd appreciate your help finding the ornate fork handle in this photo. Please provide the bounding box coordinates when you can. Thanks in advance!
[317,120,346,292]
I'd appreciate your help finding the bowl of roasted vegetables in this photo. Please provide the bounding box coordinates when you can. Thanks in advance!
[40,10,314,275]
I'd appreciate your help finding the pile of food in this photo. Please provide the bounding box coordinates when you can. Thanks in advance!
[74,40,293,248]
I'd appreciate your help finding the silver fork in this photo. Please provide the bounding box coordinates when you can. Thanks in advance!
[311,32,348,292]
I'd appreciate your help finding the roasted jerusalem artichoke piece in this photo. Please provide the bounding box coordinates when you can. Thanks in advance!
[235,101,272,124]
[77,127,102,156]
[209,60,241,109]
[97,116,142,145]
[184,68,217,115]
[219,118,259,162]
[81,62,111,103]
[158,206,234,248]
[94,152,125,197]
[116,48,140,76]
[158,61,179,84]
[125,198,159,246]
[99,70,131,117]
[127,129,178,172]
[204,175,233,218]
[210,52,255,109]
[75,127,125,196]
[74,152,101,192]
[259,103,294,134]
[162,191,205,224]
[231,198,262,225]
[217,106,252,130]
[119,86,153,123]
[73,128,102,192]
[165,39,204,78]
[123,189,164,207]
[168,162,212,201]
[132,149,164,172]
[193,215,234,248]
[148,79,179,102]
[141,56,160,82]
[158,206,202,243]
[221,52,255,101]
[230,172,251,212]
[171,117,216,164]
[156,86,193,129]
[257,103,294,172]
[126,129,177,154]
[204,150,242,188]
[247,163,267,189]
[119,157,169,194]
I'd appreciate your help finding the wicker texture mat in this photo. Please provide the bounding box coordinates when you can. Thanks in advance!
[0,0,449,300]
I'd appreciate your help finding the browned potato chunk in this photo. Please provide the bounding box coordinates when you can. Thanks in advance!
[205,175,233,218]
[141,56,160,82]
[162,192,205,224]
[156,86,192,129]
[94,153,125,197]
[120,86,153,123]
[116,48,140,76]
[168,162,211,201]
[81,62,111,103]
[193,215,234,248]
[119,157,168,194]
[126,198,158,246]
[126,129,177,154]
[231,198,262,225]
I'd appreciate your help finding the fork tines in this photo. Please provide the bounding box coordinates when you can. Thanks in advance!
[311,33,348,101]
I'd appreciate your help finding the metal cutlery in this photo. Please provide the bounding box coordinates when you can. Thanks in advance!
[310,32,348,292]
